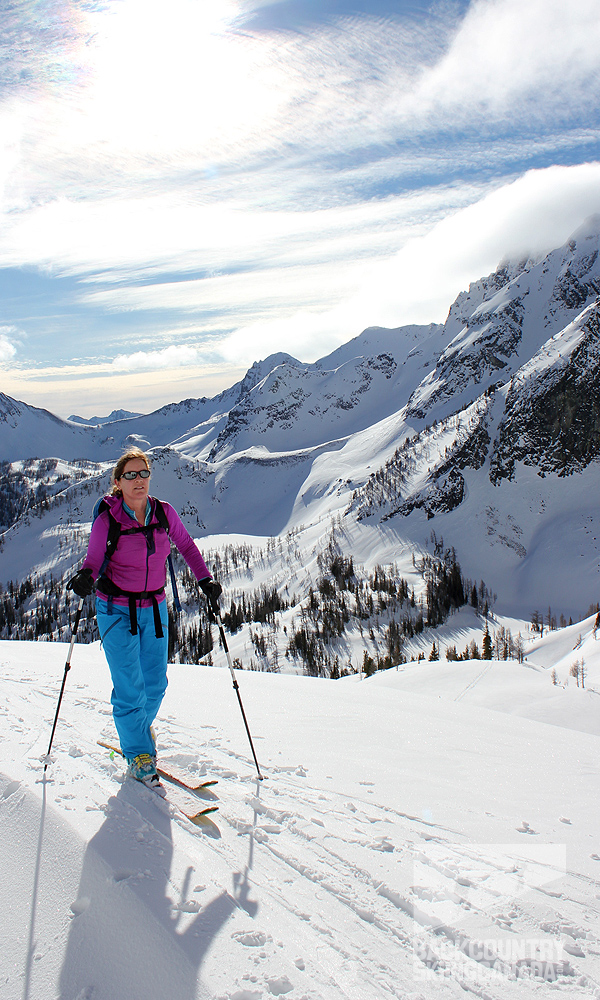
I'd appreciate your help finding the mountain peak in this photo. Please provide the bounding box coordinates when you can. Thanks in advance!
[568,213,600,244]
[68,408,142,426]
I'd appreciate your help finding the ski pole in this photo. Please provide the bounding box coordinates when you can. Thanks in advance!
[44,597,85,772]
[210,600,264,781]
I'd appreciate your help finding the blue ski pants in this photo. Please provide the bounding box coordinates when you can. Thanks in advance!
[96,597,169,760]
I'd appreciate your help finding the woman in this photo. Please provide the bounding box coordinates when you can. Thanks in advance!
[67,447,221,795]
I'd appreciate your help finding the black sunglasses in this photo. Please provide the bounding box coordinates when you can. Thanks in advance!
[120,469,151,480]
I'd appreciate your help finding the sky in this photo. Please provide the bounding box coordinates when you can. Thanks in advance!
[1,0,600,418]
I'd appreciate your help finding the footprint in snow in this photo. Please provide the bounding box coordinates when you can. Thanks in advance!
[70,897,91,916]
[368,837,394,852]
[232,930,269,947]
[2,780,21,799]
[562,936,586,958]
[516,821,538,835]
[174,901,200,913]
[266,975,294,995]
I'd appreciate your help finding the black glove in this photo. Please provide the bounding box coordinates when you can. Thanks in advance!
[67,567,94,598]
[200,578,222,614]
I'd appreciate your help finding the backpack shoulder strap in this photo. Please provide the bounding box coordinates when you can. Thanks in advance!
[92,496,109,521]
[152,498,170,535]
[152,498,181,613]
[94,498,122,578]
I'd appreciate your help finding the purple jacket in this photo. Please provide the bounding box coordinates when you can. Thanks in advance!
[82,495,211,606]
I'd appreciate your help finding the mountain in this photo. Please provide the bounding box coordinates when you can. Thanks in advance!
[68,408,143,425]
[405,219,600,421]
[344,219,600,616]
[1,219,600,631]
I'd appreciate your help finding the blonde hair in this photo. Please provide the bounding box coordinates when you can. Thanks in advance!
[110,448,151,496]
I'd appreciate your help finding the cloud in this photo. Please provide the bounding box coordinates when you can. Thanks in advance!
[111,344,205,371]
[0,1,596,277]
[1,0,600,406]
[4,0,598,216]
[220,162,600,364]
[403,0,600,128]
[5,178,485,303]
[352,161,600,326]
[0,326,20,363]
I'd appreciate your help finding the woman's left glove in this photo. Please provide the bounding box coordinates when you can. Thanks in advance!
[67,567,94,598]
[199,578,222,610]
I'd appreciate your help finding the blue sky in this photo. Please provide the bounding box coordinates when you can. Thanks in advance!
[1,0,600,417]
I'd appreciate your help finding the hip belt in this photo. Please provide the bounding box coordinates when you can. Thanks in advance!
[97,575,165,638]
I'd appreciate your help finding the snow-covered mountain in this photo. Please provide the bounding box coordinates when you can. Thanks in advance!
[2,219,600,625]
[68,408,142,425]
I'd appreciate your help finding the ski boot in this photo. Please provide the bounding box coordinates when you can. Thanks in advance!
[127,753,166,797]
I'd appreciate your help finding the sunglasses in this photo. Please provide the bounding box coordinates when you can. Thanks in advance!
[120,469,151,480]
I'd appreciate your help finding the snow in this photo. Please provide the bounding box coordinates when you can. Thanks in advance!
[365,613,600,737]
[2,625,600,1000]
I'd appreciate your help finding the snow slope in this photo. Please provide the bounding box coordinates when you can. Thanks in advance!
[2,629,600,1000]
[365,610,600,737]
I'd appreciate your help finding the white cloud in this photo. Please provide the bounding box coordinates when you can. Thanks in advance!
[350,161,600,327]
[0,192,380,275]
[10,0,295,189]
[4,0,597,217]
[0,0,596,285]
[404,0,600,127]
[111,344,205,371]
[0,326,20,363]
[1,0,600,407]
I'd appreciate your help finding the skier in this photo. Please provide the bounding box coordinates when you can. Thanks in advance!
[66,447,221,794]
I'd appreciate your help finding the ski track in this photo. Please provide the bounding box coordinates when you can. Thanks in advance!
[113,712,600,998]
[454,662,494,703]
[3,668,600,1000]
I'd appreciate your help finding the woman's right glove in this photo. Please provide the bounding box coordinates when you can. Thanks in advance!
[200,578,222,617]
[66,567,94,598]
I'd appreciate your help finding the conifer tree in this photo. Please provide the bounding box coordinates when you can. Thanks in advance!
[482,627,493,660]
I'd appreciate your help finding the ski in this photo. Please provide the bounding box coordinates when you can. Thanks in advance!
[144,779,219,826]
[97,740,218,794]
[152,761,218,796]
[97,741,219,825]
